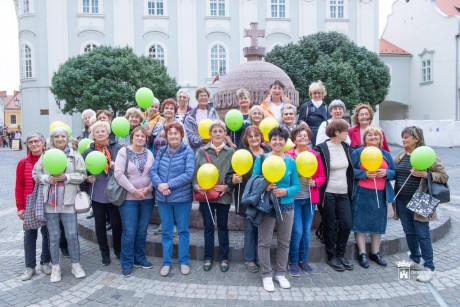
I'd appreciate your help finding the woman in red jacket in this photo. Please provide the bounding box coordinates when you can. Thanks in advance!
[348,103,390,152]
[15,132,51,281]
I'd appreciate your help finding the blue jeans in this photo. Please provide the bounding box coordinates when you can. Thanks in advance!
[45,213,80,264]
[200,202,229,261]
[289,199,315,264]
[118,199,154,269]
[396,195,434,270]
[24,226,51,268]
[243,217,258,263]
[158,202,191,266]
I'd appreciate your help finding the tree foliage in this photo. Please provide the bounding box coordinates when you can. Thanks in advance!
[265,31,390,110]
[51,46,179,116]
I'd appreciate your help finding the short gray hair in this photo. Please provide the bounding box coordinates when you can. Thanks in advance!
[281,104,297,116]
[26,132,45,144]
[81,109,96,120]
[176,88,191,100]
[328,99,346,112]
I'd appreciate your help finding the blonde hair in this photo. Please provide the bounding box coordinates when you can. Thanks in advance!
[362,126,383,147]
[124,107,145,122]
[248,105,265,123]
[352,103,374,126]
[308,80,327,98]
[195,86,211,100]
[90,120,111,136]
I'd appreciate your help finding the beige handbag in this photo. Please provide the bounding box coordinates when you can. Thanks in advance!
[75,185,91,214]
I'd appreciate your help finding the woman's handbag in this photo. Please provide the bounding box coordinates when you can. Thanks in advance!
[193,150,221,202]
[74,187,91,214]
[427,173,450,203]
[24,184,46,230]
[406,175,440,219]
[104,149,129,206]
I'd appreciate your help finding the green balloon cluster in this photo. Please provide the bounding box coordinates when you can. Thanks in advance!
[410,146,436,171]
[85,151,107,175]
[225,110,244,132]
[111,117,130,137]
[43,149,67,175]
[135,87,154,109]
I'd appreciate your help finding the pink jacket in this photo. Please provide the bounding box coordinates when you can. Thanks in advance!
[285,146,326,204]
[348,125,390,152]
[114,147,154,201]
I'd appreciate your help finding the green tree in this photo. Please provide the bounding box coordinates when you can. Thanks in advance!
[265,31,390,110]
[51,46,179,116]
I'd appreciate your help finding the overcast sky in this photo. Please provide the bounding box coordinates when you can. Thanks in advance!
[0,1,395,94]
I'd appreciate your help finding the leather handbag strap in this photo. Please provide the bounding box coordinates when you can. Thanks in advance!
[204,149,212,163]
[124,147,130,178]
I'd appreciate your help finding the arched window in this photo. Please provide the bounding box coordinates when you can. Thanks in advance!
[210,44,227,77]
[83,43,98,53]
[148,44,165,66]
[21,44,33,78]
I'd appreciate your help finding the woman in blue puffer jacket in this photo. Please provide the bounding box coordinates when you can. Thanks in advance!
[151,122,195,277]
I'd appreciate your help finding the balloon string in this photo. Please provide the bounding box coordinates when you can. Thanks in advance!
[374,178,380,209]
[237,183,240,215]
[391,174,412,203]
[55,183,57,213]
[205,193,216,227]
[309,181,314,216]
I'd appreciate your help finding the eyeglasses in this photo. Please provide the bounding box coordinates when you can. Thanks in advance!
[27,140,42,144]
[178,95,188,99]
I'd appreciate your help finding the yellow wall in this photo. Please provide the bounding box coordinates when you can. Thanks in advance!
[4,109,22,132]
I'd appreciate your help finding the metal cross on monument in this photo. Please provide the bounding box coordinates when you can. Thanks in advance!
[244,22,265,48]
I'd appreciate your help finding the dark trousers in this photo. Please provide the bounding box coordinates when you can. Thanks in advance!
[322,192,352,259]
[24,226,51,268]
[200,202,230,261]
[92,200,122,258]
[59,221,68,249]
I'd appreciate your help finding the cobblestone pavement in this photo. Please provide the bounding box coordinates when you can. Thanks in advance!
[1,146,460,306]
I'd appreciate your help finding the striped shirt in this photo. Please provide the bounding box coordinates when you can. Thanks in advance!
[395,154,421,196]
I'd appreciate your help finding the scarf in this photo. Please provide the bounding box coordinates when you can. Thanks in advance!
[210,142,224,154]
[312,99,323,109]
[95,141,111,174]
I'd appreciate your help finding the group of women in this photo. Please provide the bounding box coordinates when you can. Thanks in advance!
[15,82,448,291]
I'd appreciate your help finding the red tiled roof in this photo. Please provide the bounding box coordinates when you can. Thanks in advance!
[379,39,411,55]
[4,91,21,109]
[435,0,460,16]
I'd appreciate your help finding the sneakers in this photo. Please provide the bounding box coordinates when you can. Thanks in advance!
[160,266,171,277]
[21,268,36,281]
[262,277,275,292]
[134,260,153,269]
[299,262,314,274]
[288,263,301,277]
[40,263,52,275]
[50,265,61,283]
[416,270,436,283]
[410,261,424,270]
[122,268,132,278]
[153,224,162,234]
[71,263,86,279]
[180,264,190,275]
[274,275,291,289]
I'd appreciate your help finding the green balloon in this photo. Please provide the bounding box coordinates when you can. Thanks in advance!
[85,151,107,175]
[111,117,130,137]
[135,87,154,109]
[43,149,67,175]
[225,110,244,132]
[78,138,92,154]
[410,146,436,171]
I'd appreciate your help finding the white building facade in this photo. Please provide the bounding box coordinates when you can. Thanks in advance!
[15,0,379,138]
[379,0,460,146]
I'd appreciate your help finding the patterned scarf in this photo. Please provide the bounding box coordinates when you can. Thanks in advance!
[210,142,224,154]
[95,141,111,174]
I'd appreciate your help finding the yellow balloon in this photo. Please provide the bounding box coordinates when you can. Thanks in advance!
[197,163,219,189]
[49,121,66,132]
[360,146,383,172]
[283,139,295,152]
[262,155,286,183]
[198,119,213,140]
[231,149,254,175]
[296,151,318,178]
[259,117,278,141]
